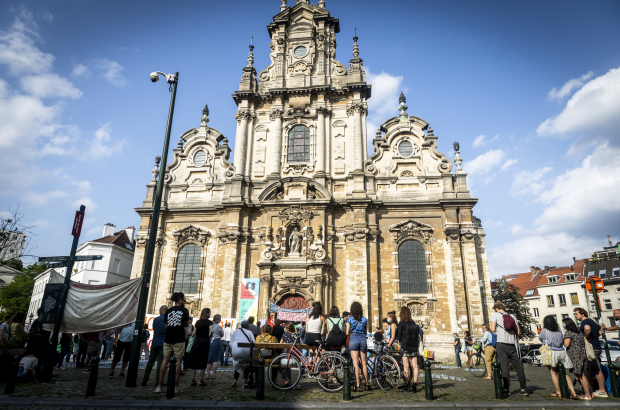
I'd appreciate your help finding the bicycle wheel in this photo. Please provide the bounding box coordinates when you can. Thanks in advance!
[375,355,401,392]
[468,353,486,378]
[268,353,302,390]
[315,353,344,392]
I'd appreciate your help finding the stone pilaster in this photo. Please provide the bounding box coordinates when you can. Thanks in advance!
[267,108,284,177]
[233,111,251,177]
[445,223,469,333]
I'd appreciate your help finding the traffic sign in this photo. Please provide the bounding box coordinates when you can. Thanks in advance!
[585,276,604,293]
[73,255,103,262]
[72,210,85,237]
[39,256,70,263]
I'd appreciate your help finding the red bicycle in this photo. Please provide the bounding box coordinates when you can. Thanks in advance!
[267,335,345,392]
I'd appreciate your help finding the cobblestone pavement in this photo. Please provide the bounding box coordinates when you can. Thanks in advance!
[2,364,619,406]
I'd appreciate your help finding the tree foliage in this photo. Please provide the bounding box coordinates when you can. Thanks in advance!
[0,262,48,322]
[492,278,536,340]
[3,258,23,271]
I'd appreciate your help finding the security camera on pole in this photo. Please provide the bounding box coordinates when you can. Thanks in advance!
[125,71,179,387]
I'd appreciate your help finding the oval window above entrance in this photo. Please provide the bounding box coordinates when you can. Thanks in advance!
[277,294,309,310]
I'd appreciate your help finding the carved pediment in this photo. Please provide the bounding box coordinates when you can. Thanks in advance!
[258,178,331,202]
[278,205,313,223]
[389,219,434,243]
[172,225,211,246]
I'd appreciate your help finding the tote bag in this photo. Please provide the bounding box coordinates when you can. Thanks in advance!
[584,337,597,361]
[540,330,553,366]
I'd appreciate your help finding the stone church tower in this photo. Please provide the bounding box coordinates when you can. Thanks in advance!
[131,0,493,360]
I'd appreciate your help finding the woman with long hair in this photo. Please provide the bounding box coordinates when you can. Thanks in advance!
[562,317,592,400]
[397,306,421,392]
[386,311,398,350]
[345,301,370,391]
[186,308,212,386]
[205,314,224,380]
[464,330,473,367]
[540,315,577,398]
[323,306,346,348]
[9,313,28,348]
[305,301,325,358]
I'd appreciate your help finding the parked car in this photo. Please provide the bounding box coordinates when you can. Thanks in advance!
[520,344,542,357]
[522,349,542,366]
[599,339,620,364]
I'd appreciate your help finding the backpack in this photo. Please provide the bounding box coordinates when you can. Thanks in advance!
[141,329,148,343]
[326,318,346,346]
[401,322,419,351]
[491,333,497,347]
[502,313,517,331]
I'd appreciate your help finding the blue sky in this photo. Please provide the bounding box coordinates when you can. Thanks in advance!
[1,0,619,277]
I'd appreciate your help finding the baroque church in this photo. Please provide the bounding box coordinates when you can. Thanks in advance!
[130,0,493,360]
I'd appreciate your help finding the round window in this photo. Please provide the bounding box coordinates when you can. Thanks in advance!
[294,46,307,57]
[193,150,207,167]
[398,140,414,157]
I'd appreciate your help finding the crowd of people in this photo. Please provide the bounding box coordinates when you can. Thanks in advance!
[451,302,620,400]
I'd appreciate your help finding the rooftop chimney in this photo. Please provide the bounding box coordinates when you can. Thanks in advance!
[103,223,116,238]
[125,226,135,242]
[530,266,537,276]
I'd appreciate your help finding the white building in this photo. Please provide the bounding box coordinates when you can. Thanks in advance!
[26,224,135,320]
[0,230,27,261]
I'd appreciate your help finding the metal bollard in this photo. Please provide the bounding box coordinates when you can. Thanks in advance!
[3,355,20,395]
[557,363,570,399]
[424,360,433,400]
[342,358,351,401]
[166,357,177,399]
[85,357,100,397]
[256,358,265,400]
[492,361,504,399]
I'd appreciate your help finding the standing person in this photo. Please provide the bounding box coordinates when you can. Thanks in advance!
[141,327,151,361]
[206,314,224,380]
[346,301,370,391]
[323,306,346,348]
[155,292,190,393]
[490,301,528,396]
[539,315,577,398]
[230,320,255,388]
[305,302,325,348]
[109,323,134,377]
[104,330,115,361]
[83,331,102,373]
[601,309,620,340]
[0,315,12,346]
[55,333,72,369]
[186,308,212,386]
[141,305,168,386]
[271,319,285,342]
[247,317,260,338]
[221,323,232,366]
[453,333,462,368]
[386,311,398,350]
[562,317,593,400]
[464,330,474,367]
[396,306,421,392]
[480,324,496,380]
[342,311,350,322]
[573,307,607,397]
[76,333,88,368]
[8,313,28,348]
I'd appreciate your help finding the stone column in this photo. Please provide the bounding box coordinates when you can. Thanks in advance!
[259,274,271,319]
[233,111,250,176]
[460,226,484,333]
[353,107,363,171]
[324,109,332,176]
[267,109,284,177]
[316,108,326,174]
[445,224,469,333]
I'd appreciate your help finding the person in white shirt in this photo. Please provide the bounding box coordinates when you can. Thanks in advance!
[230,321,255,387]
[221,323,233,366]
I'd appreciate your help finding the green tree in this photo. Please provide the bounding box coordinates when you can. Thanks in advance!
[492,278,536,340]
[0,262,48,322]
[3,258,23,271]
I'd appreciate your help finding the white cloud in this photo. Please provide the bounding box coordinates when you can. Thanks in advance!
[538,67,620,140]
[485,219,504,228]
[72,196,98,211]
[547,71,593,101]
[94,58,126,86]
[366,69,404,122]
[473,135,485,147]
[23,190,67,207]
[20,74,82,99]
[0,10,54,75]
[89,123,125,158]
[500,158,518,172]
[511,166,552,196]
[462,149,505,186]
[71,63,90,78]
[30,219,52,228]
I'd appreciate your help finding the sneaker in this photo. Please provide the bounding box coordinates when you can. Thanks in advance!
[519,389,528,396]
[175,386,182,393]
[119,372,125,377]
[503,389,510,396]
[83,369,90,373]
[108,372,114,378]
[593,390,608,398]
[154,386,161,393]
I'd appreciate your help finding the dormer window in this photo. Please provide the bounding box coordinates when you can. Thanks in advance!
[525,289,535,296]
[565,274,577,282]
[548,276,559,284]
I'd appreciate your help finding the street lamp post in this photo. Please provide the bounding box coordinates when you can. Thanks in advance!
[125,71,179,387]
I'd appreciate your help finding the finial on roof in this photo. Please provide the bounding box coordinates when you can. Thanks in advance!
[399,91,406,104]
[352,28,359,58]
[318,0,325,8]
[398,91,408,121]
[155,156,161,166]
[247,37,254,67]
[201,103,210,125]
[202,103,209,117]
[280,0,287,10]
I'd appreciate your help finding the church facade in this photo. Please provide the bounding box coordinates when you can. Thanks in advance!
[130,0,493,360]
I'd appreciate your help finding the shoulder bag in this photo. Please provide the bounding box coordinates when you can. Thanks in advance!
[234,329,253,364]
[584,337,596,361]
[540,329,553,366]
[259,335,273,358]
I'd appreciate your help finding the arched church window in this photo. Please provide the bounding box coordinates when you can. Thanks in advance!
[398,240,428,294]
[174,244,201,294]
[287,125,310,163]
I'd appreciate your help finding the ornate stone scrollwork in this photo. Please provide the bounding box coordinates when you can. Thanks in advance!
[343,228,370,242]
[326,228,336,242]
[345,103,368,117]
[367,229,381,241]
[269,108,284,121]
[234,110,256,124]
[172,225,211,246]
[444,224,461,241]
[315,107,332,117]
[389,219,434,243]
[280,277,311,292]
[216,230,242,243]
[136,236,148,247]
[278,205,313,223]
[460,227,476,241]
[401,170,414,177]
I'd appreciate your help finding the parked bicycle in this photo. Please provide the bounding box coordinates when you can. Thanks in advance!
[363,341,402,392]
[468,343,487,377]
[268,335,344,392]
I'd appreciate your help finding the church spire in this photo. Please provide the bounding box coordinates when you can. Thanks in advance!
[239,37,257,91]
[348,27,364,81]
[247,37,254,67]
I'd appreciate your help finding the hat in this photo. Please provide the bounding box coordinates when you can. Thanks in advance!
[240,320,249,328]
[213,314,221,322]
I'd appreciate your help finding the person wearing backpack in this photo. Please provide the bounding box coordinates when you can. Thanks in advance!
[323,306,346,348]
[396,306,421,392]
[490,301,528,396]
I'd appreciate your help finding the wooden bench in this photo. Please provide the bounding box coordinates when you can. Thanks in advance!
[237,342,342,350]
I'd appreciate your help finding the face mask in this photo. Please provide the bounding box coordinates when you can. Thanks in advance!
[562,324,566,329]
[387,319,391,323]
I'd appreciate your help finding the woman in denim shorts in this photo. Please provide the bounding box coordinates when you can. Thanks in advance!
[346,301,369,391]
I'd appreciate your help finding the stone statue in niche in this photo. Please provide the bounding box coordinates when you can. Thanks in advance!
[288,227,302,256]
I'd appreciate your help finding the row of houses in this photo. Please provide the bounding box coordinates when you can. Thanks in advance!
[499,239,620,343]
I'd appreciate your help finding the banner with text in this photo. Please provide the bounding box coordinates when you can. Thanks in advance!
[238,278,259,322]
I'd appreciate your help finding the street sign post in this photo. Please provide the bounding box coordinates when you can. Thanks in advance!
[587,277,620,397]
[38,256,70,263]
[40,205,86,382]
[73,255,103,262]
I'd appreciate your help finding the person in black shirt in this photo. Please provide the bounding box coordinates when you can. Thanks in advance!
[396,306,420,392]
[155,292,190,393]
[271,319,285,342]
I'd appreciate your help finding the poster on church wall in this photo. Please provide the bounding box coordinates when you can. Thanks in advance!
[238,278,259,322]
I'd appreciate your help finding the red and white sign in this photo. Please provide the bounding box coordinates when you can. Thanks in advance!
[71,211,85,237]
